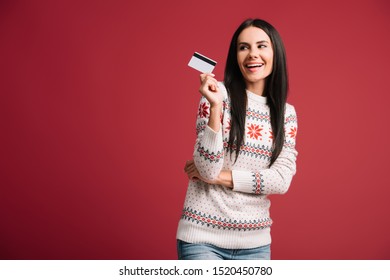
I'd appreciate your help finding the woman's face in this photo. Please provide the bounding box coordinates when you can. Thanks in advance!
[237,26,274,90]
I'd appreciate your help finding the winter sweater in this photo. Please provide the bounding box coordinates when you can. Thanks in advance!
[176,82,298,249]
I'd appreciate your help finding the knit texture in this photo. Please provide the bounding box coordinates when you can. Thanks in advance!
[176,82,298,249]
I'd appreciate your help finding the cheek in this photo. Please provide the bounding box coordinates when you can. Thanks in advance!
[265,53,274,71]
[265,51,274,63]
[237,53,245,65]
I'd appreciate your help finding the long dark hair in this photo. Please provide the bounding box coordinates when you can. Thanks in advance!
[224,18,288,166]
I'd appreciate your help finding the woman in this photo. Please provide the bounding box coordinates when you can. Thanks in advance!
[176,18,298,260]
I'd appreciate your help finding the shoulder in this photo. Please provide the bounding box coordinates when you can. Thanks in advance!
[285,103,297,115]
[285,103,298,124]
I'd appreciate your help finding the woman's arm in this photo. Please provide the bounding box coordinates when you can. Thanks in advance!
[186,105,298,195]
[185,159,233,188]
[232,145,297,195]
[199,73,223,132]
[232,105,298,195]
[191,74,226,181]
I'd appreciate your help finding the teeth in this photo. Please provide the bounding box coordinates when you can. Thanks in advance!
[247,64,263,68]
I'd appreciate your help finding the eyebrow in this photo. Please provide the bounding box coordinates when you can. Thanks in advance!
[238,40,270,45]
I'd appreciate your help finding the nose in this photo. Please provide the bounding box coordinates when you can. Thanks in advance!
[248,48,259,59]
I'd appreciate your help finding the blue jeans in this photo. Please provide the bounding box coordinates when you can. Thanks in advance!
[177,240,271,260]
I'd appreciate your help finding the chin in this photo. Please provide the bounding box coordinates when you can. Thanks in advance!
[246,76,266,83]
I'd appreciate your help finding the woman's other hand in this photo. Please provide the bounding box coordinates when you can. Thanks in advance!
[184,159,233,188]
[184,159,201,181]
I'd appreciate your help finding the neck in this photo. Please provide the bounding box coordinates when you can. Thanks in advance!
[246,81,265,96]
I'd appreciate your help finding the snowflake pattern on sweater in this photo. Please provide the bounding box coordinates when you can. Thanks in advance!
[177,82,298,249]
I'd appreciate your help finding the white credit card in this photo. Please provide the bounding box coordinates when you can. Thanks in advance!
[188,52,217,73]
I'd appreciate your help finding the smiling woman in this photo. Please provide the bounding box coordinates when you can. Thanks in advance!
[176,18,297,260]
[237,27,274,94]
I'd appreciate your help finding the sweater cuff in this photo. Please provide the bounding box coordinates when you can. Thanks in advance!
[232,170,263,194]
[201,125,223,152]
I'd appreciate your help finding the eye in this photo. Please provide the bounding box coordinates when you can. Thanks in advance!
[239,45,249,51]
[258,44,267,49]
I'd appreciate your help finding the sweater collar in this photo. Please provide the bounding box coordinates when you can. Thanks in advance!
[246,90,267,104]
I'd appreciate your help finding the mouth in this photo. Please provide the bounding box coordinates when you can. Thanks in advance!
[245,63,264,68]
[245,63,264,72]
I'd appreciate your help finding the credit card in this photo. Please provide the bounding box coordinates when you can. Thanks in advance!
[188,52,217,73]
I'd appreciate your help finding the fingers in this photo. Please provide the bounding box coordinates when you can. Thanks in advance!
[184,159,194,172]
[187,169,199,180]
[198,73,223,107]
[199,73,219,93]
[184,159,193,169]
[199,73,215,83]
[184,159,199,180]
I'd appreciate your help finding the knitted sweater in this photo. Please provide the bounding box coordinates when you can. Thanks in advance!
[176,82,298,249]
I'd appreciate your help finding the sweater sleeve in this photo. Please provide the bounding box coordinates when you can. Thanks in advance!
[192,83,226,181]
[232,105,298,195]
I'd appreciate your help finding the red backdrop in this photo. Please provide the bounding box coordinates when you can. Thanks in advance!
[1,0,389,259]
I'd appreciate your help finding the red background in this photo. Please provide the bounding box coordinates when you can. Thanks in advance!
[1,0,389,259]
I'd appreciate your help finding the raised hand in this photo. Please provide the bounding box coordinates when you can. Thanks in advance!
[199,73,223,108]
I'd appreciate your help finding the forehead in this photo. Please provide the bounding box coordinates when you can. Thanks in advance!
[237,26,271,43]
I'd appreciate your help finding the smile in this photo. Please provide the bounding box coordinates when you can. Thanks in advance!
[245,63,264,68]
